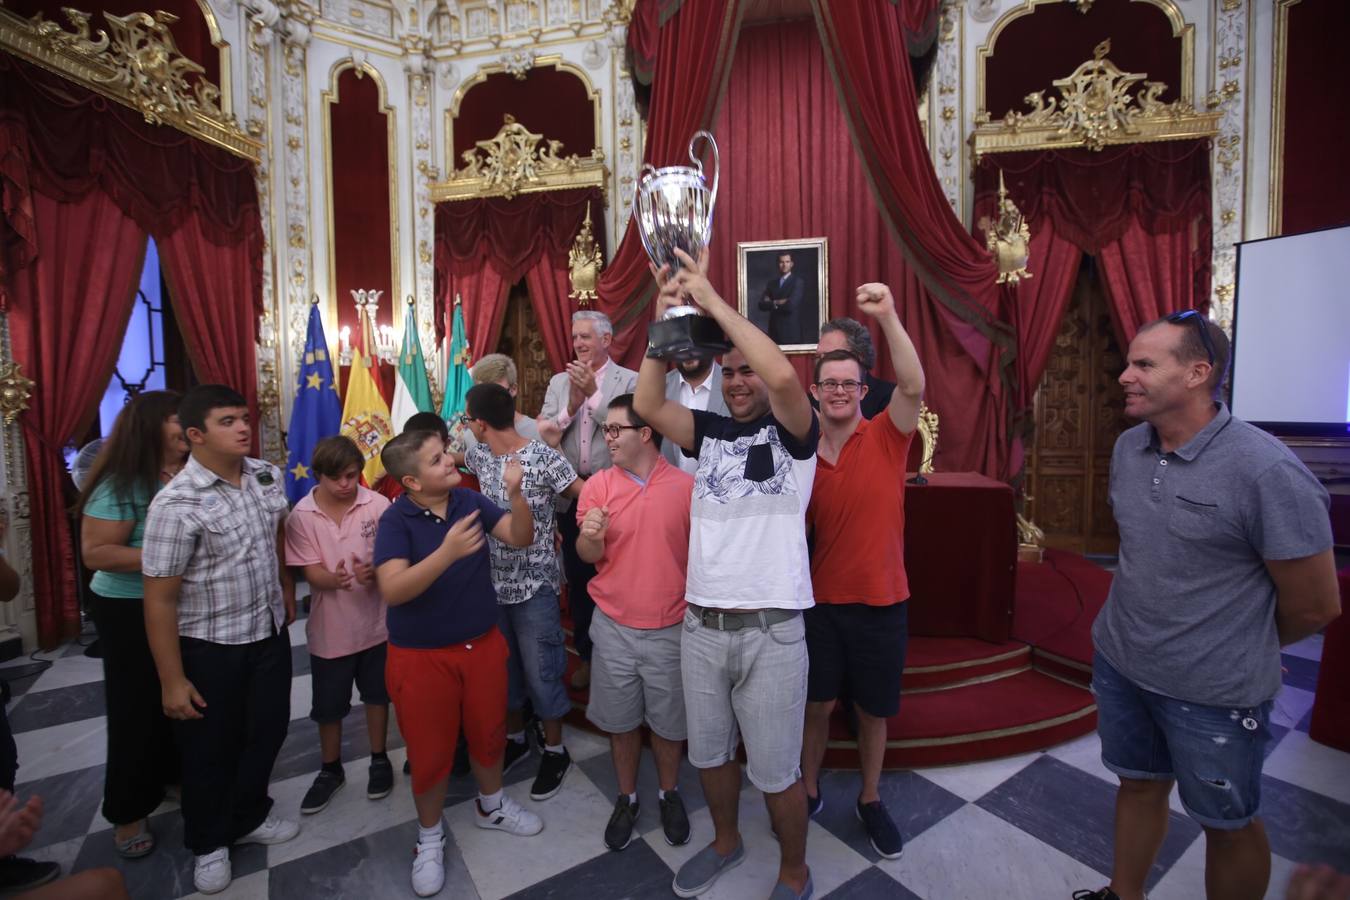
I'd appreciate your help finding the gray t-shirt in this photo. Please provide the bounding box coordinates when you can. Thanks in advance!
[465,439,577,605]
[1093,404,1332,707]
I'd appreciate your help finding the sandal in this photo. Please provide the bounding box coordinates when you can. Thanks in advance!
[115,823,156,859]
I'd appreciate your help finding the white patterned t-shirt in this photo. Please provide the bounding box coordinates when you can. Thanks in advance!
[465,439,578,605]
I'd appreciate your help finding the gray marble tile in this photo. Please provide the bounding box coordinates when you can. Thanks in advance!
[976,755,1200,890]
[1271,685,1316,730]
[1261,774,1350,870]
[576,745,709,830]
[269,818,478,900]
[822,865,922,899]
[1280,653,1320,692]
[7,680,106,734]
[505,836,673,899]
[19,764,105,851]
[289,643,311,677]
[75,808,269,900]
[812,769,966,864]
[268,706,406,783]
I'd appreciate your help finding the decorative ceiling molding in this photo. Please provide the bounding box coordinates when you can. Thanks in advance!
[970,39,1219,163]
[0,5,261,162]
[430,114,608,203]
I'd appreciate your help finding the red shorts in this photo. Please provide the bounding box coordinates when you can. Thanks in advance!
[385,628,508,795]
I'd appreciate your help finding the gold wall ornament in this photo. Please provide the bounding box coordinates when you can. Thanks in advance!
[981,171,1033,285]
[971,38,1219,163]
[430,114,608,203]
[0,362,35,426]
[0,5,260,162]
[568,202,603,306]
[916,403,939,475]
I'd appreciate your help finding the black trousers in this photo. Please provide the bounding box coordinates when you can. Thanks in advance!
[89,592,179,825]
[174,629,291,854]
[557,499,597,661]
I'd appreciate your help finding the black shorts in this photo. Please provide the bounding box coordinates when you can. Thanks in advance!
[309,643,390,723]
[804,602,908,718]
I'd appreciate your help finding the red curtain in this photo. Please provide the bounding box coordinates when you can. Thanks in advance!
[158,213,264,452]
[435,258,510,363]
[1097,222,1208,346]
[707,19,1011,476]
[6,190,146,646]
[523,259,578,371]
[595,0,746,364]
[1000,218,1083,409]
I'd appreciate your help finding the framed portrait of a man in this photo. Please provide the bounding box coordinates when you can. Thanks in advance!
[736,238,828,353]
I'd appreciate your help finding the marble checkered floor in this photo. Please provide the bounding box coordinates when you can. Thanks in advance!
[4,611,1346,900]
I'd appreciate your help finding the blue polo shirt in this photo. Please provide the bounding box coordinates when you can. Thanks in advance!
[373,491,506,649]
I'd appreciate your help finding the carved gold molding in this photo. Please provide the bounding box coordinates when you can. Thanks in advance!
[0,5,260,162]
[981,171,1032,285]
[917,403,939,475]
[971,40,1219,163]
[430,114,608,203]
[0,362,34,426]
[1268,0,1301,235]
[568,202,603,306]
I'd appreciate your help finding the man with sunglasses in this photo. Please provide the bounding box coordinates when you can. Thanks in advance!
[800,282,925,860]
[575,393,695,853]
[1078,311,1339,900]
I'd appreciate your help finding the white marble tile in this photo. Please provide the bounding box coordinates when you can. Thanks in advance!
[266,748,420,867]
[1263,729,1350,805]
[13,717,107,783]
[20,653,105,694]
[1045,731,1186,815]
[288,673,313,722]
[287,618,309,648]
[878,802,1107,898]
[1271,685,1316,730]
[1150,836,1298,900]
[1283,634,1323,662]
[560,722,610,762]
[448,762,612,899]
[912,749,1040,802]
[642,783,870,899]
[180,868,272,900]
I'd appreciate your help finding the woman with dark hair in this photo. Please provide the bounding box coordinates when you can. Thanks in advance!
[78,390,188,858]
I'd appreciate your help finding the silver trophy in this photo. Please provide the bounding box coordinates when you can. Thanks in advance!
[635,130,731,360]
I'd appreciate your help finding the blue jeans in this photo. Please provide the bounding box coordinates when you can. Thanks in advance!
[1092,653,1272,829]
[499,587,573,722]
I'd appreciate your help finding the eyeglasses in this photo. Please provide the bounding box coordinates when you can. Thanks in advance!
[1165,310,1216,366]
[455,414,476,427]
[815,379,863,394]
[601,424,643,439]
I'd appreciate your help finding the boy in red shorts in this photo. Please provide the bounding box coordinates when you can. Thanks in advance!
[373,430,541,897]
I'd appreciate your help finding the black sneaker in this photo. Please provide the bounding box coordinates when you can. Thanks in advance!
[603,795,639,851]
[502,738,530,777]
[300,768,345,815]
[530,747,571,800]
[1073,891,1122,900]
[0,857,60,892]
[367,756,393,800]
[659,791,691,846]
[403,758,412,775]
[856,799,902,859]
[807,792,824,818]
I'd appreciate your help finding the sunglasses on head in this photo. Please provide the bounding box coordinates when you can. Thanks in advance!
[1165,310,1216,366]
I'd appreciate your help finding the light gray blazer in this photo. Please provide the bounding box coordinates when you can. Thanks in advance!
[660,365,728,467]
[538,360,639,475]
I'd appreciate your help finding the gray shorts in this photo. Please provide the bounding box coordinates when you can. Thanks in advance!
[680,605,808,795]
[586,608,687,740]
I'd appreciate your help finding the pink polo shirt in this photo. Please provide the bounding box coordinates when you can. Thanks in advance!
[285,486,390,659]
[577,457,693,629]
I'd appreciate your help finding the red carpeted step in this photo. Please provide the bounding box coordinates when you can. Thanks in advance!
[902,638,1031,691]
[822,668,1097,769]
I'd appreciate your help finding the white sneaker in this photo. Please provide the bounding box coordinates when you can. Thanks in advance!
[475,794,543,836]
[193,847,231,894]
[236,814,300,845]
[411,834,446,897]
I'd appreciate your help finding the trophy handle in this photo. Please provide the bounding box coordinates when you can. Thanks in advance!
[689,130,719,215]
[633,163,659,214]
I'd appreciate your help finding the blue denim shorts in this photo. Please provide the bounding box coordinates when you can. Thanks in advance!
[1092,653,1272,830]
[498,587,573,722]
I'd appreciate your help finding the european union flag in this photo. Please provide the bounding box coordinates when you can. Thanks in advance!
[285,304,342,504]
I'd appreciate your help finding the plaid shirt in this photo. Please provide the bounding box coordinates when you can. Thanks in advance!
[142,455,289,644]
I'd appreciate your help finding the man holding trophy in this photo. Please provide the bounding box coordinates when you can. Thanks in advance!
[633,132,818,900]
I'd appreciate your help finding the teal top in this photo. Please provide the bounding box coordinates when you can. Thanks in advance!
[83,477,155,599]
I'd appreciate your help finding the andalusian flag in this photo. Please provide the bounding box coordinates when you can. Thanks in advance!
[390,318,434,432]
[340,322,394,486]
[440,299,473,419]
[285,304,341,504]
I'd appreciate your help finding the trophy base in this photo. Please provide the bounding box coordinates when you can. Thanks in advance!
[647,314,731,362]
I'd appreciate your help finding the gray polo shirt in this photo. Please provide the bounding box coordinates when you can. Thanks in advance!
[1092,403,1332,707]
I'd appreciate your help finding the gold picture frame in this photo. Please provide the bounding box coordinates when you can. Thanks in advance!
[736,237,829,355]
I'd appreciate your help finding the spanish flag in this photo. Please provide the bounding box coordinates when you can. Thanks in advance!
[340,329,394,486]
